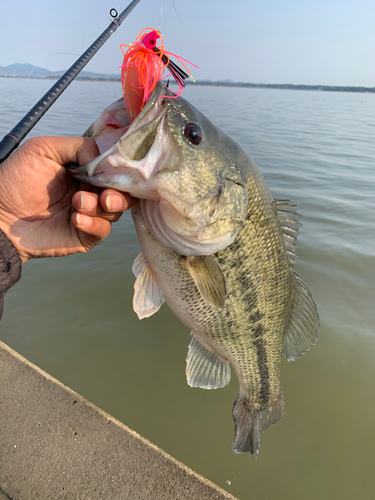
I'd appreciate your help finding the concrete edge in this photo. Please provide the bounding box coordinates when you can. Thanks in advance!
[0,340,237,500]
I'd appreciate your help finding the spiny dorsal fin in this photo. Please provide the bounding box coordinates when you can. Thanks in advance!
[185,255,226,309]
[186,336,231,390]
[273,200,302,267]
[283,271,320,361]
[132,253,165,319]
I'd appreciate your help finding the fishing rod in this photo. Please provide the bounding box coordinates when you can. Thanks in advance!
[0,0,142,164]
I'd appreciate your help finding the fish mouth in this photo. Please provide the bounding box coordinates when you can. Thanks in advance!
[67,82,171,195]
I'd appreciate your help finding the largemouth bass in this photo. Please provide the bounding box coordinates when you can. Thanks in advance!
[68,83,319,454]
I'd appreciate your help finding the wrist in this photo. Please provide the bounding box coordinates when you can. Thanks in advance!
[0,227,22,318]
[0,214,28,264]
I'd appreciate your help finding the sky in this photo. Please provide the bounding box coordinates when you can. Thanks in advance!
[0,0,374,87]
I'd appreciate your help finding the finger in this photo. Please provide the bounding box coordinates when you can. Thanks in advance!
[71,212,112,250]
[72,192,123,222]
[100,189,137,212]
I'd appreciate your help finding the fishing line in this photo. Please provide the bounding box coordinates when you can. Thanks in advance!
[158,0,164,31]
[159,0,183,31]
[171,0,183,25]
[21,53,81,113]
[27,53,81,81]
[0,0,143,163]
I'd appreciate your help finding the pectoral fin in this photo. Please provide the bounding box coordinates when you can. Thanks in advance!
[186,336,231,389]
[132,252,146,277]
[282,271,320,361]
[186,255,226,309]
[132,253,165,319]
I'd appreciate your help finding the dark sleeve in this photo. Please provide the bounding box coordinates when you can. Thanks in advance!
[0,229,22,320]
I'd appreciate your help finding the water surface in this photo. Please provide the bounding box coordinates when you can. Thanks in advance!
[1,78,375,499]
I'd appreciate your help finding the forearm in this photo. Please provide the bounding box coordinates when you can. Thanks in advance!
[0,228,22,319]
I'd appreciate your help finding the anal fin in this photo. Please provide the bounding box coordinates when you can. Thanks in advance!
[283,271,320,361]
[132,253,165,319]
[186,336,231,390]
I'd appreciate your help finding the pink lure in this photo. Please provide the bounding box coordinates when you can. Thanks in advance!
[120,28,198,122]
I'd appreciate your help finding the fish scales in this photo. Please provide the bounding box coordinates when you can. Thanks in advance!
[220,188,293,405]
[70,82,320,455]
[132,157,292,452]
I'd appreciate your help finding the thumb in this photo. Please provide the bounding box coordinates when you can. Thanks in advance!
[33,136,100,166]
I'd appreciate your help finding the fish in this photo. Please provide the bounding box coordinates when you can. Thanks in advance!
[68,82,320,454]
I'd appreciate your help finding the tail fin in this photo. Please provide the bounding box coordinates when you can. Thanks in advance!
[232,390,285,455]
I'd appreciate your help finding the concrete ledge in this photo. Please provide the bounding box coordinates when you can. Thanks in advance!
[0,341,237,500]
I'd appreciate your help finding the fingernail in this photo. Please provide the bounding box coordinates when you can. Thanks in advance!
[81,193,96,210]
[106,193,123,211]
[76,213,93,227]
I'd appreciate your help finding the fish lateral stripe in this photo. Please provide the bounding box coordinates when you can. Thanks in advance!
[252,324,270,405]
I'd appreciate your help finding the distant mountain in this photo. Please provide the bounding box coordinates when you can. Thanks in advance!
[1,63,375,94]
[0,63,120,80]
[2,63,52,77]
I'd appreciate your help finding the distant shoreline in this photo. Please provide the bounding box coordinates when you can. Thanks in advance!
[1,75,374,94]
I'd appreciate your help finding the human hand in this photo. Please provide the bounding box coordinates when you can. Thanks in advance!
[0,136,136,263]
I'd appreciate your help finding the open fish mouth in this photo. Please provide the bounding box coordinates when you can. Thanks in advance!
[67,83,170,196]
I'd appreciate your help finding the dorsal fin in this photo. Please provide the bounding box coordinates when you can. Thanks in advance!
[186,336,231,389]
[283,271,320,361]
[273,200,302,267]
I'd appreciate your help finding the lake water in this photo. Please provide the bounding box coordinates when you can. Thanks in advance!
[1,77,375,500]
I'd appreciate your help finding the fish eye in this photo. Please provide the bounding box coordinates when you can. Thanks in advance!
[184,123,203,145]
